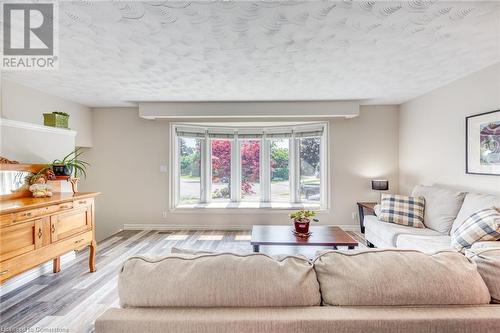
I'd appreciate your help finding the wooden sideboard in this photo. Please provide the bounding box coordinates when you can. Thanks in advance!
[0,192,100,283]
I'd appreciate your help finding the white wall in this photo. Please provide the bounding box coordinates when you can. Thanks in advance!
[1,79,93,147]
[399,62,500,195]
[81,106,399,241]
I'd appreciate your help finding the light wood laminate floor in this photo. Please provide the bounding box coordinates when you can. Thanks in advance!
[0,229,366,333]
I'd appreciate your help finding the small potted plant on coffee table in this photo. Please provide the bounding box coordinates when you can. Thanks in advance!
[289,210,319,237]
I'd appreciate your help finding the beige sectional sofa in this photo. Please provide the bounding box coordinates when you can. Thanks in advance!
[365,185,500,252]
[95,249,500,333]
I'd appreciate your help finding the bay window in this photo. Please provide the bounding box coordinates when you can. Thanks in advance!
[178,137,202,204]
[211,139,232,201]
[299,137,321,203]
[172,123,327,209]
[240,139,261,201]
[270,138,290,202]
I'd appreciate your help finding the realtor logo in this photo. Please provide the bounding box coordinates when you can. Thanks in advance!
[2,2,59,70]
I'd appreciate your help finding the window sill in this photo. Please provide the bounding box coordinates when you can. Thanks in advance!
[172,201,323,212]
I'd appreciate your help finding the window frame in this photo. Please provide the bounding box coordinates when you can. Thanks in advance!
[170,122,329,210]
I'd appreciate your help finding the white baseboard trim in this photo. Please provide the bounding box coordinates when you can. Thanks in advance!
[123,223,360,232]
[0,251,76,296]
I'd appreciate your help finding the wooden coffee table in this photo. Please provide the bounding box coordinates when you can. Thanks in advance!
[251,225,358,252]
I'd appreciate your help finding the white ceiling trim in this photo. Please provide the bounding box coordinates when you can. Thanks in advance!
[138,101,360,119]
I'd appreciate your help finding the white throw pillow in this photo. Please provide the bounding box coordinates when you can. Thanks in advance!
[411,185,465,234]
[451,208,500,251]
[451,192,500,235]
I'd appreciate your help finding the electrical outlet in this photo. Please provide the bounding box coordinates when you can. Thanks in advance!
[160,165,168,173]
[162,211,168,219]
[351,212,358,220]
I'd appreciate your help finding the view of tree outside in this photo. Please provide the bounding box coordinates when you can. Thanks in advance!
[299,137,321,202]
[179,137,201,204]
[240,140,260,200]
[178,135,321,204]
[270,139,290,201]
[211,139,232,200]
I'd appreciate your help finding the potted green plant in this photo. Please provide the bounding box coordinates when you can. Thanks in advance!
[289,210,319,235]
[43,111,70,129]
[51,148,89,179]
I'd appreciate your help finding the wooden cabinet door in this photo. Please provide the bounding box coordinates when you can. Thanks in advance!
[50,208,91,242]
[0,218,47,262]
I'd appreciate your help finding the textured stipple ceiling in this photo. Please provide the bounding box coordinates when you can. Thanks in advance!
[2,1,500,107]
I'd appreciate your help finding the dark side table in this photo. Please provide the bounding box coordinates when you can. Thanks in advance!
[357,202,377,234]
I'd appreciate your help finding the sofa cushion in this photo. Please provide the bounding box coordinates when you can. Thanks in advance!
[96,306,500,333]
[314,249,491,306]
[378,194,425,228]
[119,253,321,308]
[411,185,465,234]
[364,215,442,247]
[466,248,500,303]
[451,208,500,251]
[451,192,500,235]
[396,234,452,253]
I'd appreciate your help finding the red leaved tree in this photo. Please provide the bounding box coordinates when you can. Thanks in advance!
[211,140,231,182]
[211,140,260,195]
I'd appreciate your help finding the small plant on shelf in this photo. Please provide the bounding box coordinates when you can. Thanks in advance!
[51,148,89,178]
[30,148,89,184]
[289,209,319,235]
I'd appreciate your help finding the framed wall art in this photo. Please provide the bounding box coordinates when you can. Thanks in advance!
[466,109,500,175]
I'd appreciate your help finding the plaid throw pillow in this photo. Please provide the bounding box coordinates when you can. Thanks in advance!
[451,208,500,251]
[379,194,425,228]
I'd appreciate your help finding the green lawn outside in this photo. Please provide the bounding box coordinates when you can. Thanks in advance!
[181,175,201,182]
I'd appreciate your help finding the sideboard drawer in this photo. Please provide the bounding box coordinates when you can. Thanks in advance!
[74,198,93,208]
[0,219,44,261]
[66,230,93,251]
[38,202,74,216]
[39,205,60,215]
[0,214,14,228]
[50,208,91,242]
[14,208,40,222]
[58,202,74,211]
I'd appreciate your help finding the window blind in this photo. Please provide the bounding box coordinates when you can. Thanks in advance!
[208,131,235,139]
[237,130,264,139]
[176,127,206,138]
[265,131,292,139]
[294,128,324,138]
